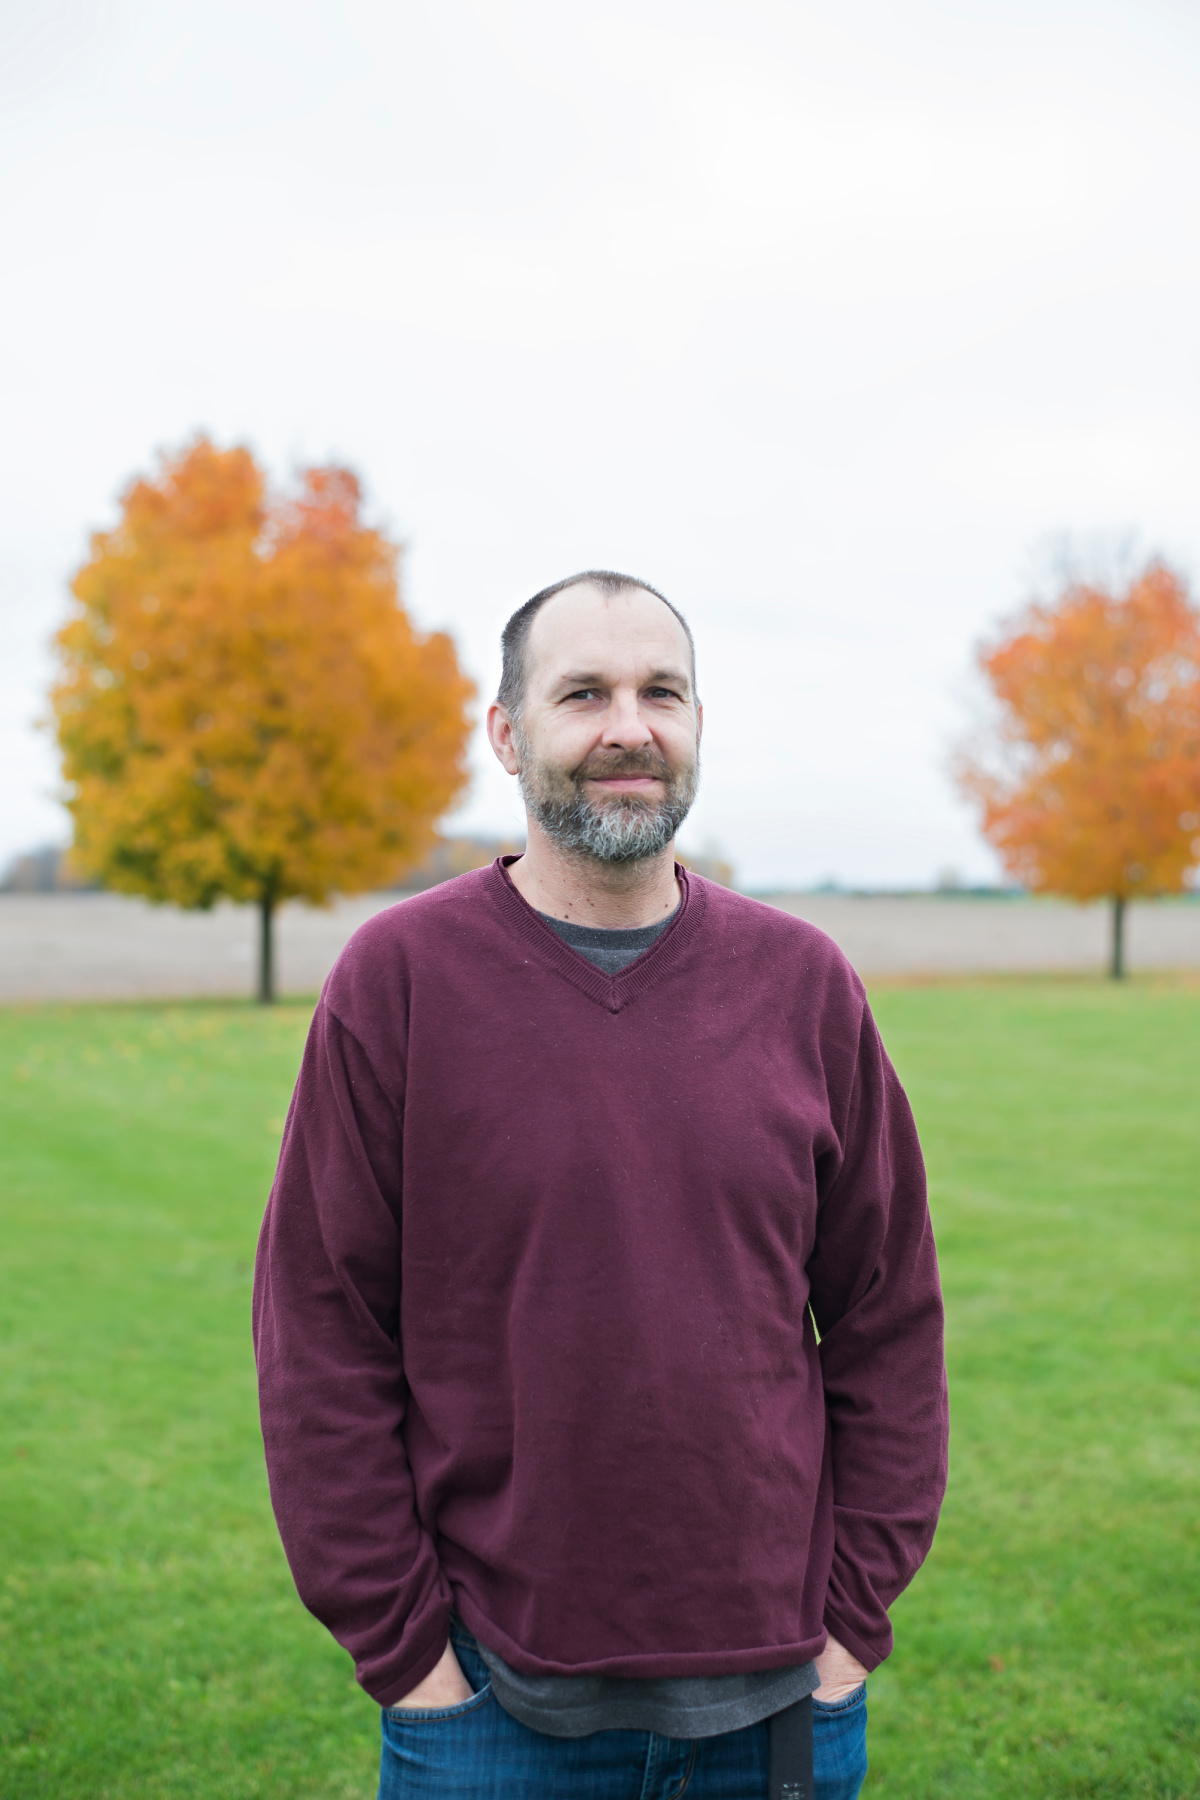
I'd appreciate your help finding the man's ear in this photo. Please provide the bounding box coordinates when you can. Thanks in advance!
[486,700,522,777]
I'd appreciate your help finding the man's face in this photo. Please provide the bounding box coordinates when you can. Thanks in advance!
[493,583,701,864]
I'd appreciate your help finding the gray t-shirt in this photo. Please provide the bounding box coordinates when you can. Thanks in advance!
[538,908,677,974]
[477,910,820,1738]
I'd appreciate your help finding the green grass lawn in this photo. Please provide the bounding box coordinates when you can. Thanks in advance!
[0,982,1197,1798]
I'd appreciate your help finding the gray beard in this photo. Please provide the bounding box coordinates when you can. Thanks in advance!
[514,730,699,866]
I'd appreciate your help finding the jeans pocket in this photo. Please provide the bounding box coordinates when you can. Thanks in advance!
[379,1678,497,1800]
[812,1681,866,1716]
[811,1683,868,1800]
[383,1681,493,1724]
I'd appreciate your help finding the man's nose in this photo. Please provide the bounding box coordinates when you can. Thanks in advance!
[600,689,654,748]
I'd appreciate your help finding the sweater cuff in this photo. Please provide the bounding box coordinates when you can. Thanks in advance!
[362,1607,454,1708]
[821,1606,891,1676]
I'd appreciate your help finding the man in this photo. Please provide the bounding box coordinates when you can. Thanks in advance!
[254,572,948,1800]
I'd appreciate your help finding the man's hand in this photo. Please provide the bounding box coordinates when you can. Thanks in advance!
[813,1631,869,1703]
[391,1640,474,1709]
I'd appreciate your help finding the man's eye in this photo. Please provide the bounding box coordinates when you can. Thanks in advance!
[566,688,599,701]
[647,688,678,700]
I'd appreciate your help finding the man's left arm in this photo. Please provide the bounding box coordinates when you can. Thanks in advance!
[806,1000,949,1676]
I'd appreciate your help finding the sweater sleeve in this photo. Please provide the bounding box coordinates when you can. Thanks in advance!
[806,1000,949,1673]
[252,998,451,1706]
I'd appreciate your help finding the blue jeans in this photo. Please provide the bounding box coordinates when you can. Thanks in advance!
[379,1626,867,1800]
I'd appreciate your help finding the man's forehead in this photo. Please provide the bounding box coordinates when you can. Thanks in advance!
[528,582,690,667]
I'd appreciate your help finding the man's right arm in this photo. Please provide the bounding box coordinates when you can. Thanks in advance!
[252,999,452,1707]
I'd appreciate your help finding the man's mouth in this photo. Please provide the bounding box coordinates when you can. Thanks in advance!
[575,756,672,792]
[586,773,662,788]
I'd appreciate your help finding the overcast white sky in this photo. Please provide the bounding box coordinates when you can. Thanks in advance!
[4,0,1200,889]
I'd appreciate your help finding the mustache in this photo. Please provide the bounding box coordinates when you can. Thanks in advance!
[572,749,676,783]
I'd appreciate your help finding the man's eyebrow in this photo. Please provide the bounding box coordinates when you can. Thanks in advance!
[553,667,692,692]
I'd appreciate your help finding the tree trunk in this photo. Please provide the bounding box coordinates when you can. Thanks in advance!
[258,892,276,1004]
[1110,894,1126,980]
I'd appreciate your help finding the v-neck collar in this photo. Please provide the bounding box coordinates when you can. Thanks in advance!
[488,856,707,1014]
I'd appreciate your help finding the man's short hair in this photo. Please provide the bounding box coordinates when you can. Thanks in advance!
[497,571,697,718]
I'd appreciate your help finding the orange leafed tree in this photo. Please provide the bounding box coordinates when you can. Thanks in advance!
[53,437,475,1000]
[958,563,1200,977]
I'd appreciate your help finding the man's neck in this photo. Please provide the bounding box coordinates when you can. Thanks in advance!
[507,820,681,928]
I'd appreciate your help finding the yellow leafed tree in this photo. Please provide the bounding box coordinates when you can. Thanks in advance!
[958,563,1200,977]
[53,438,474,999]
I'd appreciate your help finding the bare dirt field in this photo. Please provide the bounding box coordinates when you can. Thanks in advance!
[766,892,1200,977]
[2,889,1198,1003]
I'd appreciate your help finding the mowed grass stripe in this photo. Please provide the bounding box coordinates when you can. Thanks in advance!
[1,983,1197,1798]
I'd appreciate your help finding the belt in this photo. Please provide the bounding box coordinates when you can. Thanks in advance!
[768,1693,813,1800]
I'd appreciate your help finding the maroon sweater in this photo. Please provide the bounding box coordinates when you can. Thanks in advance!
[253,861,948,1707]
